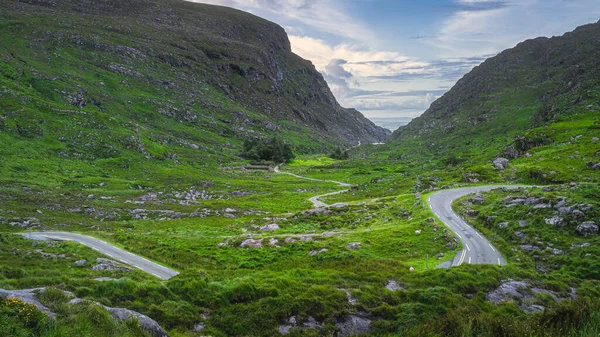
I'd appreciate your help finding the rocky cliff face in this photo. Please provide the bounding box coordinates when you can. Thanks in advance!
[391,20,600,146]
[1,0,388,149]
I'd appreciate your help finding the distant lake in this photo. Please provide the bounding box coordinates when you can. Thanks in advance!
[369,117,413,131]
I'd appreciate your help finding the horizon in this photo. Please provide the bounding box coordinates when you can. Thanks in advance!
[187,0,600,119]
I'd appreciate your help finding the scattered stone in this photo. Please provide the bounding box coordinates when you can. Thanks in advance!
[467,209,480,216]
[415,229,422,235]
[520,245,540,251]
[260,224,280,231]
[498,222,509,229]
[336,315,372,336]
[284,237,296,243]
[94,277,118,282]
[470,193,485,205]
[518,220,529,227]
[486,216,497,224]
[309,248,328,256]
[224,208,236,213]
[347,242,361,249]
[436,253,445,259]
[269,238,279,246]
[385,280,404,291]
[427,217,436,222]
[542,186,553,192]
[91,258,132,272]
[576,221,598,237]
[299,236,312,242]
[515,231,525,239]
[73,259,87,266]
[545,216,565,227]
[493,157,510,170]
[571,242,591,248]
[240,239,263,248]
[486,280,561,314]
[571,210,585,221]
[192,323,205,332]
[23,187,33,193]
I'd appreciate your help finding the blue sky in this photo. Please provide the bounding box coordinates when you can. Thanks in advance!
[188,0,600,118]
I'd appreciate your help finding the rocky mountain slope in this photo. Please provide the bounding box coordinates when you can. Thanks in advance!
[0,0,388,163]
[391,20,600,153]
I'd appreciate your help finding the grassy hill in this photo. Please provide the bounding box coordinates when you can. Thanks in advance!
[389,20,600,185]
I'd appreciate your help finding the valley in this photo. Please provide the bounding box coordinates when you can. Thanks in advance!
[1,0,599,336]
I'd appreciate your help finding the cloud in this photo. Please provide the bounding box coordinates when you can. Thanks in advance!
[186,0,375,42]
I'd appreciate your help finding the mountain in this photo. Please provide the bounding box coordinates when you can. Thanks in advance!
[0,0,389,164]
[390,20,600,157]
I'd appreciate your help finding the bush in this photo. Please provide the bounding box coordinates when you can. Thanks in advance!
[329,147,349,160]
[241,137,295,163]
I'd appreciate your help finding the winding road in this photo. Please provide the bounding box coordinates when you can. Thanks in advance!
[276,167,524,267]
[21,232,179,280]
[20,173,523,279]
[427,186,530,266]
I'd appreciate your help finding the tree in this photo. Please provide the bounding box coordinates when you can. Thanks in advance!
[241,137,295,163]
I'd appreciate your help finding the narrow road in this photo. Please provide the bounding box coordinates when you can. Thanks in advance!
[274,166,352,207]
[21,232,179,280]
[427,186,527,266]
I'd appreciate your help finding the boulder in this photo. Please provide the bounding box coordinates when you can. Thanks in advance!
[336,315,371,337]
[240,239,263,248]
[470,193,485,205]
[576,221,598,237]
[347,242,361,249]
[73,259,87,266]
[571,210,585,221]
[107,307,169,337]
[493,157,509,170]
[385,280,404,291]
[260,224,280,231]
[520,245,540,251]
[545,216,565,227]
[467,209,480,216]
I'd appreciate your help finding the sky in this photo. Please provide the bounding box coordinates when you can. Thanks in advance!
[186,0,600,119]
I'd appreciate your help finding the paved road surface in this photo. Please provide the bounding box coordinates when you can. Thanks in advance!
[21,232,179,280]
[427,186,528,266]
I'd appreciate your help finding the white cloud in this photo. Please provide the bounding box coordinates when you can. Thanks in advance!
[186,0,375,42]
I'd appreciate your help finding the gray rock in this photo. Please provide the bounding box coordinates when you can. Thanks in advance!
[554,200,567,209]
[545,216,565,227]
[520,245,540,251]
[493,157,510,170]
[192,323,205,332]
[571,242,591,248]
[299,236,312,242]
[486,216,497,224]
[542,186,553,192]
[240,239,263,248]
[284,237,296,243]
[487,280,560,313]
[576,221,598,237]
[269,238,279,246]
[73,259,87,266]
[558,206,573,215]
[260,224,280,231]
[94,277,118,282]
[518,220,529,227]
[91,258,132,272]
[347,242,361,249]
[571,210,585,221]
[107,307,168,337]
[385,280,404,291]
[498,222,509,229]
[470,193,485,205]
[23,187,33,193]
[427,217,436,222]
[515,231,525,239]
[0,288,57,318]
[466,209,480,216]
[336,315,371,337]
